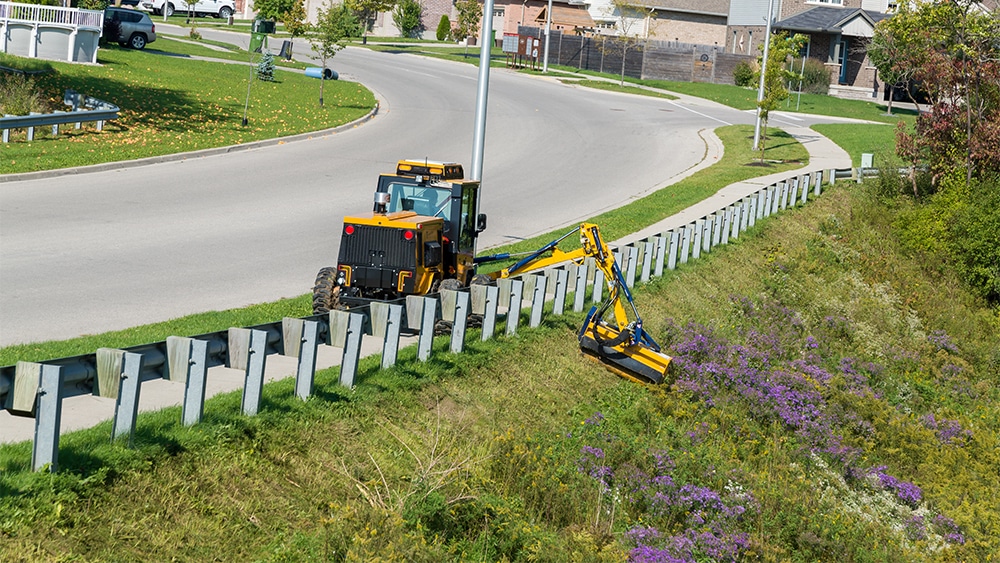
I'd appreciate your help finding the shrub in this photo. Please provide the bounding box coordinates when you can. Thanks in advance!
[436,14,450,41]
[392,0,424,38]
[948,175,1000,303]
[256,51,275,81]
[733,60,756,88]
[789,57,830,94]
[0,73,49,116]
[189,26,202,40]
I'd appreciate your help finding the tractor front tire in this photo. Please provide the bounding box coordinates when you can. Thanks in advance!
[313,267,341,314]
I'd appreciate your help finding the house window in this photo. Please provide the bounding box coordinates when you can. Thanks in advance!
[807,0,844,4]
[494,8,504,18]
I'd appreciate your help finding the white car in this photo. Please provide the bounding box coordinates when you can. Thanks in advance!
[141,0,235,18]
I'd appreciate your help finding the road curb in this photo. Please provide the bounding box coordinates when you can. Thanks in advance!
[0,103,380,185]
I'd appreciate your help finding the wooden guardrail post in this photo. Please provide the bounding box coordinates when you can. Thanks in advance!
[289,320,319,400]
[529,274,547,328]
[640,240,654,283]
[231,329,268,416]
[417,296,438,361]
[329,311,364,388]
[181,338,209,426]
[692,220,703,260]
[32,364,63,472]
[449,290,471,353]
[506,279,525,335]
[574,259,590,312]
[476,284,499,341]
[653,235,666,276]
[110,351,144,445]
[371,302,403,369]
[667,229,679,270]
[552,268,569,315]
[720,207,732,245]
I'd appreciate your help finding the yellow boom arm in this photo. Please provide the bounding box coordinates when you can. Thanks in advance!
[476,223,671,384]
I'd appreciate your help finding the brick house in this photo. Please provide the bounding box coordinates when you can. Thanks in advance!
[614,0,730,46]
[726,0,897,100]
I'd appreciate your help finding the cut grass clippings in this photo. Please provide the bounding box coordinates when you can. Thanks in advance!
[0,46,374,174]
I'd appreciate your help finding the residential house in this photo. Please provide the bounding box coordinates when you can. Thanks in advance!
[595,0,730,46]
[492,0,595,38]
[727,0,899,100]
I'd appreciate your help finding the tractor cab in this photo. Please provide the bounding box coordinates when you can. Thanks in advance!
[313,160,487,313]
[375,160,487,285]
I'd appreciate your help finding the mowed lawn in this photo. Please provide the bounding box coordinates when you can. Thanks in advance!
[0,44,374,174]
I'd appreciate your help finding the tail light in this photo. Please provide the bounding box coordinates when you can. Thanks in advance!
[344,224,356,235]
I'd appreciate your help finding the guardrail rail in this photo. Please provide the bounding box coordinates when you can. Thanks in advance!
[1,89,119,143]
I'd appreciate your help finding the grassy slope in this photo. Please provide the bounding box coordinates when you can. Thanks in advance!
[1,180,997,562]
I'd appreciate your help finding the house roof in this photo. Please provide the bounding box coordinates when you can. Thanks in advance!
[536,5,596,28]
[774,6,891,35]
[630,0,729,17]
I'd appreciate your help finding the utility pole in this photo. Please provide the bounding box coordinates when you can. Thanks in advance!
[752,0,776,152]
[470,0,496,181]
[542,0,553,72]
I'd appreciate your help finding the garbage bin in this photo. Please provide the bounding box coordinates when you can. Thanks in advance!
[279,39,293,60]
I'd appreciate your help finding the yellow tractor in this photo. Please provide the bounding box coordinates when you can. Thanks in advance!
[312,159,487,312]
[313,161,670,385]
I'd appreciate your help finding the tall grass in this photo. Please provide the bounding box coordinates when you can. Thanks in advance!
[2,180,997,561]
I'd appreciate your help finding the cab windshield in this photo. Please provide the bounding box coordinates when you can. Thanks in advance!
[385,182,452,221]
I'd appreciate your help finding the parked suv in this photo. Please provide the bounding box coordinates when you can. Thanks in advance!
[141,0,235,19]
[104,7,157,50]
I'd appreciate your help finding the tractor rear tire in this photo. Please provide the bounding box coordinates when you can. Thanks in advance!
[467,274,493,329]
[313,267,341,314]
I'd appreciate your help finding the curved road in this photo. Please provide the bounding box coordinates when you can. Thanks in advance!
[0,30,840,346]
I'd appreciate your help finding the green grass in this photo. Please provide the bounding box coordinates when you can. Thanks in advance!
[154,35,309,68]
[565,79,678,100]
[2,179,998,561]
[813,122,901,167]
[0,47,374,174]
[0,296,310,366]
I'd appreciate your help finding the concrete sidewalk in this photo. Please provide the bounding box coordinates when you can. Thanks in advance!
[0,127,851,446]
[620,126,851,245]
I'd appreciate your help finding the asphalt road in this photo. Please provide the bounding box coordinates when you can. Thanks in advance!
[0,29,839,347]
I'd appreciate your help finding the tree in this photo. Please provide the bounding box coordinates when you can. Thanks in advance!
[451,0,481,51]
[756,32,807,161]
[257,51,276,81]
[347,0,398,44]
[605,0,654,86]
[253,0,296,21]
[436,14,450,42]
[392,0,424,38]
[310,1,348,107]
[873,0,1000,191]
[283,0,309,38]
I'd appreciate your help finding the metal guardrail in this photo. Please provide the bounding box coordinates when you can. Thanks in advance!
[2,166,852,470]
[1,90,119,143]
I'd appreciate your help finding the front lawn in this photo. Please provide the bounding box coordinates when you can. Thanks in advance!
[0,46,374,175]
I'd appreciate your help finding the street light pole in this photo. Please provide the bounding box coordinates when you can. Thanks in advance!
[752,0,776,152]
[542,0,553,72]
[470,0,496,181]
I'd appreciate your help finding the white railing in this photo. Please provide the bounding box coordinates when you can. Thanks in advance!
[0,1,102,29]
[0,1,103,63]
